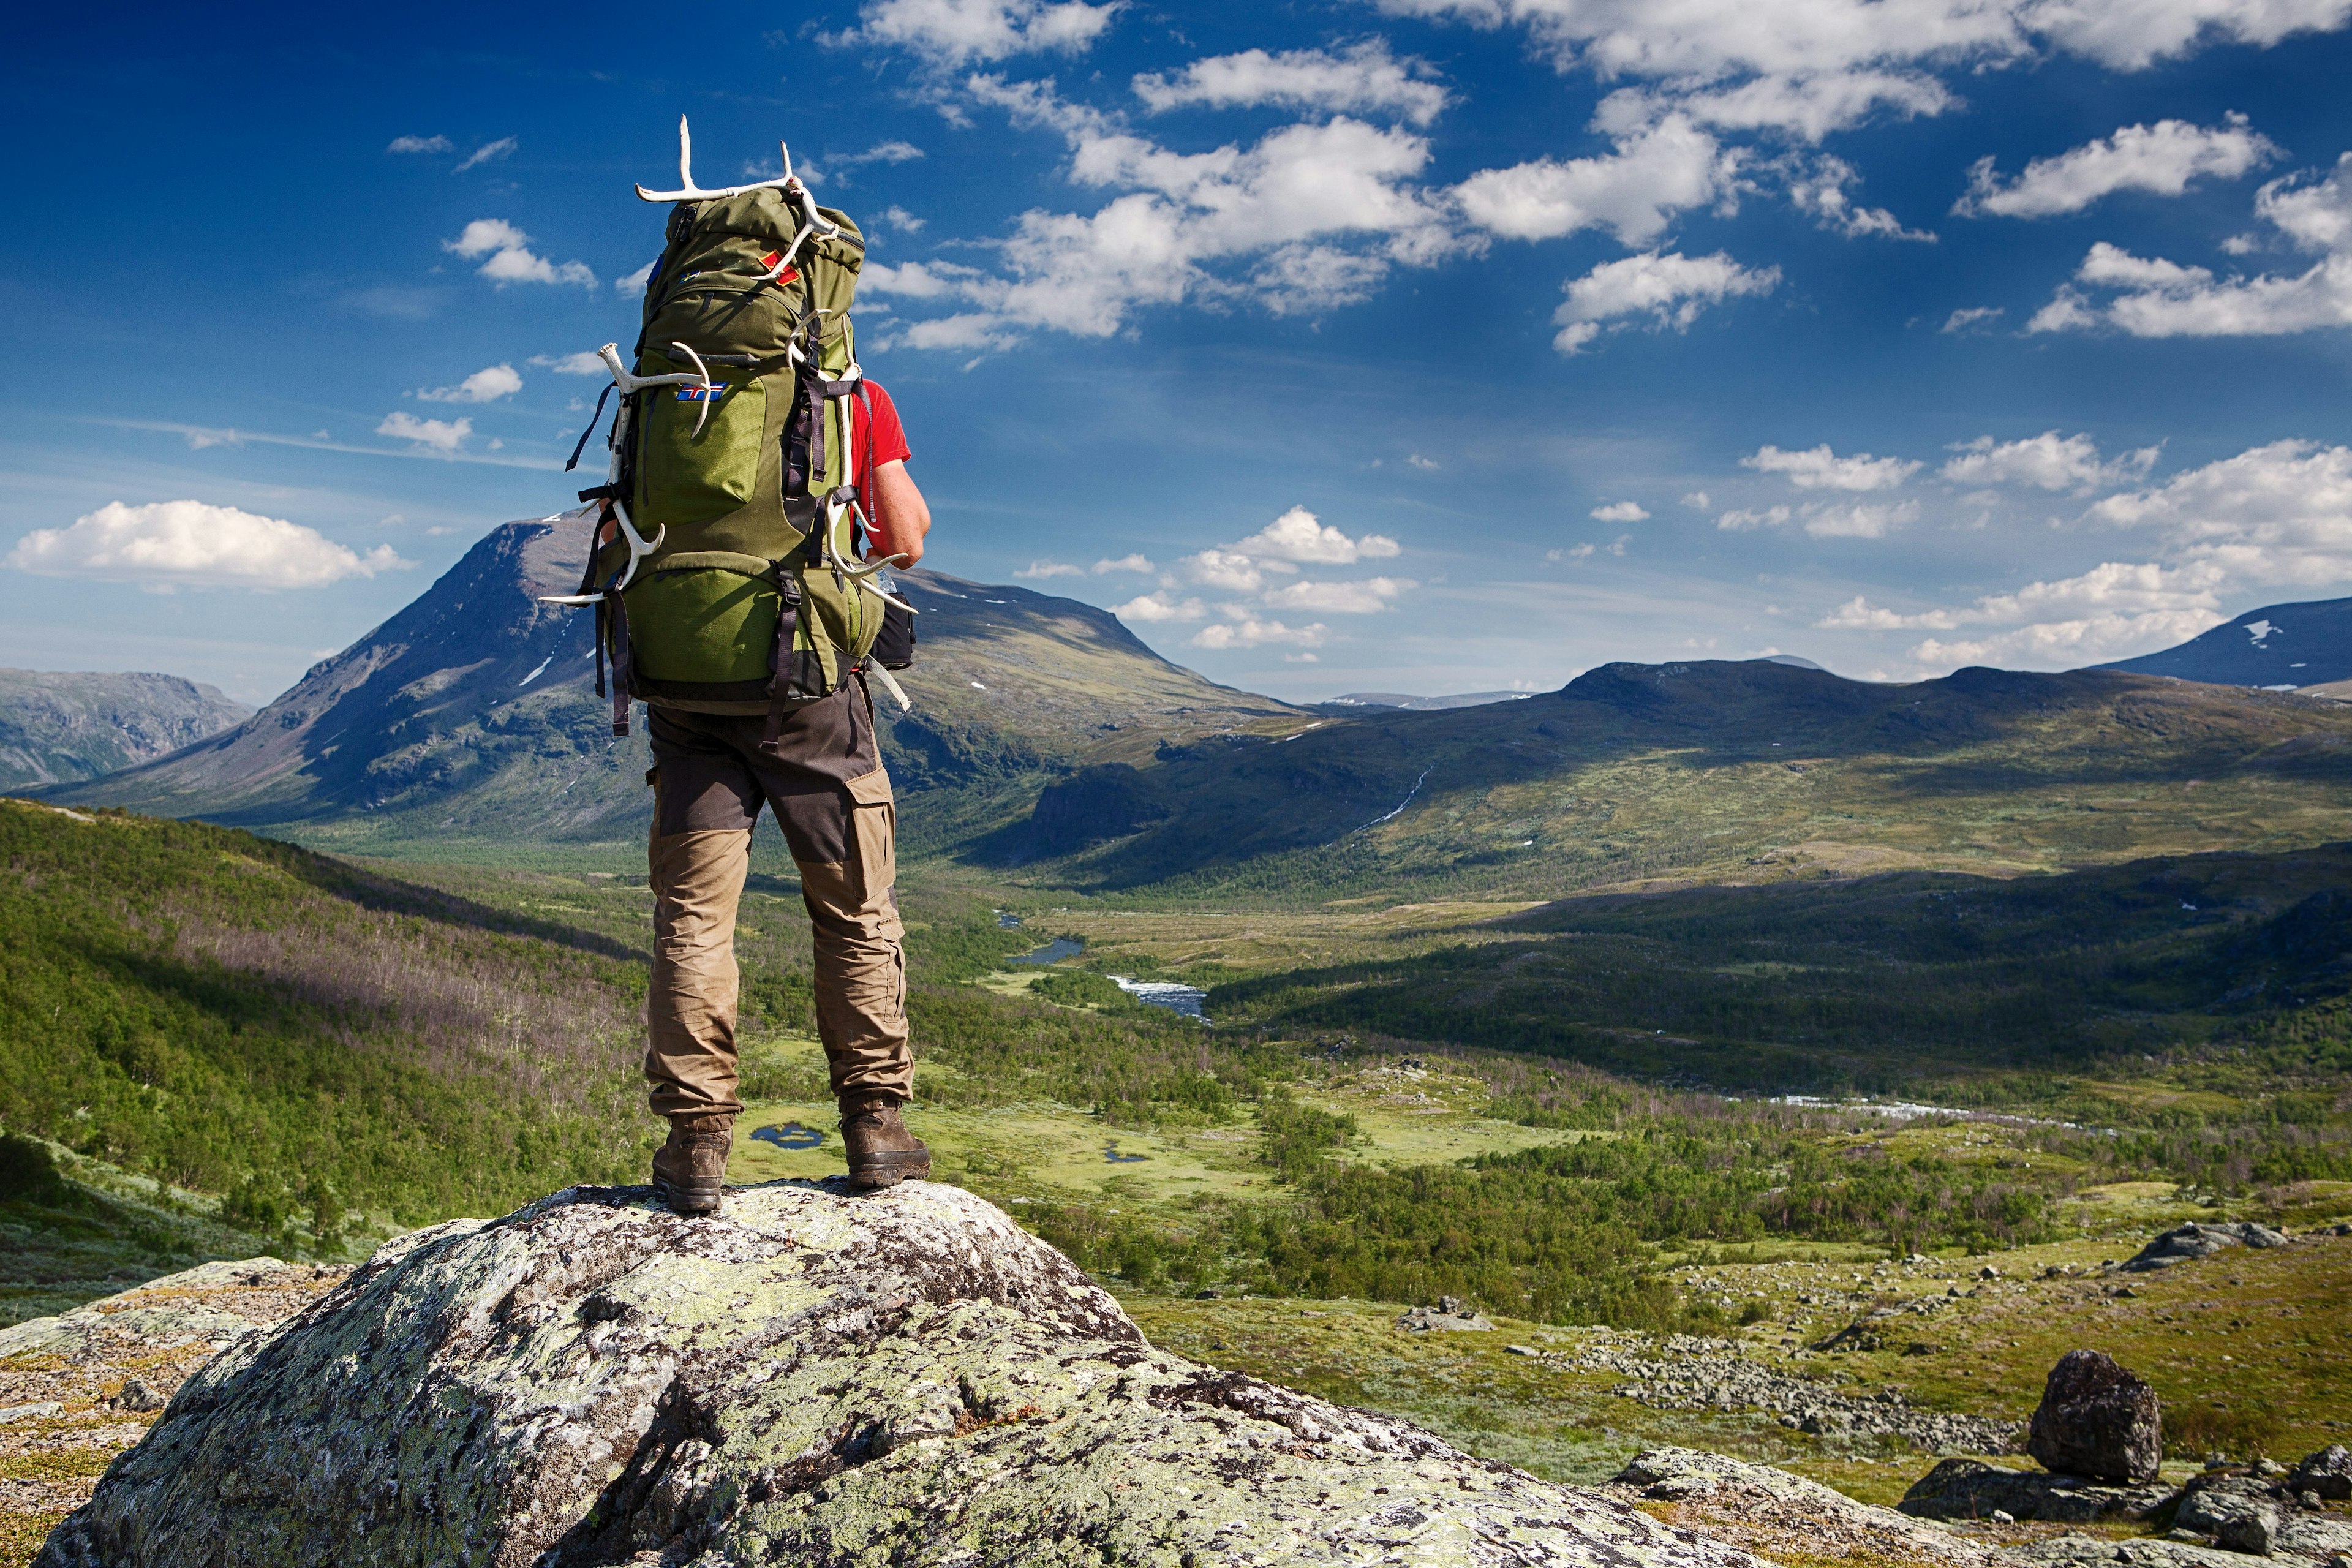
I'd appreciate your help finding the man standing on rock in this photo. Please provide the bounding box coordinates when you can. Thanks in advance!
[646,380,934,1213]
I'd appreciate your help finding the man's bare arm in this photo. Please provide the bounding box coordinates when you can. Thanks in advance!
[866,459,932,567]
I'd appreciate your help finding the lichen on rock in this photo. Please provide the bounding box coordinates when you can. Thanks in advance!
[37,1181,1776,1567]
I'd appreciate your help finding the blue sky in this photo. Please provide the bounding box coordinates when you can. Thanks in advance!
[5,0,2351,704]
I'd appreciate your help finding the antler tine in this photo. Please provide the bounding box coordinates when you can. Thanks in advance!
[778,139,794,185]
[635,116,804,203]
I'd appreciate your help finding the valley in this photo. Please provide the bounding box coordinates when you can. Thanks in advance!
[5,564,2352,1565]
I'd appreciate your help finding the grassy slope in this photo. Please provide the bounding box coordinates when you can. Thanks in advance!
[0,798,653,1272]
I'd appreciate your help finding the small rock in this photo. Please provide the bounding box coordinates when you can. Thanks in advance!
[115,1378,166,1412]
[1992,1510,2018,1525]
[2028,1350,2163,1484]
[1980,1266,2002,1280]
[0,1400,61,1424]
[1506,1344,1543,1358]
[2288,1447,2351,1502]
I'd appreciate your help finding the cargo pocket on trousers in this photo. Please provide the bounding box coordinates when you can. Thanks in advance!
[844,767,897,907]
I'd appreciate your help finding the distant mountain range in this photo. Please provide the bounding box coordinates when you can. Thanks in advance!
[1016,657,2352,899]
[0,669,249,790]
[2095,595,2352,688]
[1316,691,1536,713]
[48,515,1300,860]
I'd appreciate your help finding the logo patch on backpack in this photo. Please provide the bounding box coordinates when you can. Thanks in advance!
[759,251,801,287]
[676,385,723,402]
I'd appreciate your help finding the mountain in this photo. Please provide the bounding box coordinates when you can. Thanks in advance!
[1316,690,1536,713]
[1004,657,2352,900]
[51,514,1302,860]
[2094,595,2352,688]
[0,669,249,790]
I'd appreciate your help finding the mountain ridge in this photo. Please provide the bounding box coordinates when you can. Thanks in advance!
[0,670,250,790]
[2094,594,2352,688]
[49,515,1305,859]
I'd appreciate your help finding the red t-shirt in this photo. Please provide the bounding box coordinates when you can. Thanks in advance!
[852,380,914,561]
[854,380,910,478]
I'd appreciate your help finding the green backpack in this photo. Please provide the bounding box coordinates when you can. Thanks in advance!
[548,121,913,741]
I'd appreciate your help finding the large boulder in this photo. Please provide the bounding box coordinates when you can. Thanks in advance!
[2122,1223,2290,1273]
[2027,1351,2163,1484]
[2288,1444,2351,1502]
[37,1181,1773,1568]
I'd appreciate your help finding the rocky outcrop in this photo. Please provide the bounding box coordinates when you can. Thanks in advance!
[2122,1223,2290,1272]
[1610,1448,1999,1568]
[2027,1351,2162,1483]
[0,1259,349,1545]
[2288,1446,2351,1502]
[38,1182,1774,1567]
[2169,1467,2352,1563]
[1396,1296,1495,1332]
[1898,1458,2173,1523]
[1548,1332,2021,1454]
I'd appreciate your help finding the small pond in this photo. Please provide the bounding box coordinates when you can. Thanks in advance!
[752,1122,824,1150]
[1008,936,1084,965]
[1103,1142,1148,1163]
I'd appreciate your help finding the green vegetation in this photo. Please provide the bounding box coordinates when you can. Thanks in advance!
[0,800,650,1268]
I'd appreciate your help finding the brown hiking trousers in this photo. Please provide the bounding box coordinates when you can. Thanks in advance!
[643,682,910,1117]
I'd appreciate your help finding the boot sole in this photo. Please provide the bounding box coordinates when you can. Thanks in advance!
[847,1159,931,1191]
[652,1177,725,1215]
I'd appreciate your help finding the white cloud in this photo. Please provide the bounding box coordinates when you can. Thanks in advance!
[387,134,453,154]
[1016,559,1085,578]
[878,80,1461,343]
[531,351,609,375]
[880,205,929,235]
[1717,505,1791,530]
[1940,431,2160,491]
[1112,590,1207,621]
[1594,69,1954,142]
[1956,115,2276,217]
[1785,154,1935,240]
[1186,548,1271,592]
[444,219,595,288]
[1453,115,1736,246]
[1820,440,2352,673]
[1135,40,1450,126]
[7,500,409,589]
[1553,249,1779,352]
[1191,614,1327,649]
[2029,154,2352,337]
[1590,500,1651,521]
[453,136,518,173]
[416,363,523,404]
[842,140,927,165]
[1230,506,1400,564]
[1093,554,1154,573]
[1261,576,1414,612]
[835,0,1118,64]
[1743,443,1921,491]
[1380,0,2352,137]
[616,262,655,294]
[2088,439,2352,585]
[1801,499,1918,537]
[1681,490,1712,510]
[1942,305,2005,333]
[376,412,475,453]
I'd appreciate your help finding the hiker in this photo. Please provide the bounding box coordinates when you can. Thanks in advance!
[644,378,932,1213]
[543,134,929,1213]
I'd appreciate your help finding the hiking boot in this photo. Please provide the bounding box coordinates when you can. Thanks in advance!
[652,1112,734,1215]
[840,1096,930,1190]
